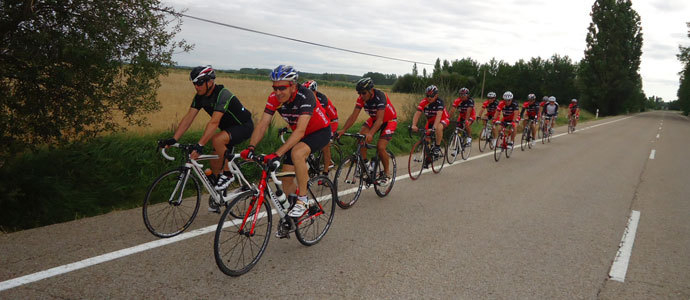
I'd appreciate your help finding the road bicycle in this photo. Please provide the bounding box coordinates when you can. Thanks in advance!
[542,116,554,144]
[279,127,342,178]
[408,127,446,179]
[494,121,515,162]
[213,153,335,276]
[478,118,496,152]
[568,115,577,134]
[536,116,545,140]
[446,121,471,164]
[333,133,396,209]
[520,118,536,151]
[143,144,257,238]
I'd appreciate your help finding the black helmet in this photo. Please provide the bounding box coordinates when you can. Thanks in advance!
[425,85,439,97]
[356,77,374,92]
[190,66,216,84]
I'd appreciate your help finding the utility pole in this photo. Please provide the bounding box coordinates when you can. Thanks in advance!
[480,69,486,100]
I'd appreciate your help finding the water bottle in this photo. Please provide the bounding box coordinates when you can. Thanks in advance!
[204,168,216,184]
[275,190,288,211]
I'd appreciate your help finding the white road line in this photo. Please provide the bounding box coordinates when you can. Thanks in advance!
[656,134,660,139]
[609,210,641,282]
[649,149,656,160]
[0,115,635,292]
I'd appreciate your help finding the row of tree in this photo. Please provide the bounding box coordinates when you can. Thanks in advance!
[677,23,690,116]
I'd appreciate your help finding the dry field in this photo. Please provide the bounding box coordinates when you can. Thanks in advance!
[125,70,420,134]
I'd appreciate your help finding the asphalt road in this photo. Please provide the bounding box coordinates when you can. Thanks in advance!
[1,111,688,299]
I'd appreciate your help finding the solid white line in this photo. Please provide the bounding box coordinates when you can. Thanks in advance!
[609,210,641,282]
[0,115,635,292]
[649,149,656,160]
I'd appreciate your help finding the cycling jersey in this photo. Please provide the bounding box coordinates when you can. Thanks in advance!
[417,98,449,124]
[521,101,540,119]
[453,96,476,120]
[544,102,559,116]
[482,100,499,118]
[355,88,397,122]
[191,84,252,129]
[568,103,579,114]
[315,91,338,133]
[497,100,519,121]
[264,84,330,135]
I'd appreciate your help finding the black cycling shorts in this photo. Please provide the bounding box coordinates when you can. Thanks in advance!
[223,119,254,148]
[283,126,331,166]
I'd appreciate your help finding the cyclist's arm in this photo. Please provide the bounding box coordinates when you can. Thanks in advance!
[248,112,273,148]
[198,111,223,146]
[368,109,385,134]
[519,106,526,119]
[338,107,361,135]
[411,110,422,129]
[275,114,310,157]
[467,106,475,120]
[478,108,485,119]
[172,107,200,141]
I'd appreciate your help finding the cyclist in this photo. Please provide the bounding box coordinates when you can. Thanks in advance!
[303,80,338,175]
[568,99,580,131]
[159,65,254,212]
[477,91,500,144]
[411,85,450,157]
[494,91,519,147]
[241,65,331,219]
[542,96,559,134]
[450,87,476,146]
[520,94,540,143]
[337,77,397,186]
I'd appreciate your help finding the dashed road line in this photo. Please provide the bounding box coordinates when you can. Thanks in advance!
[609,210,641,282]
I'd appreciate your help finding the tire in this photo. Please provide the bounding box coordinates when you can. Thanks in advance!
[520,130,528,151]
[225,160,262,219]
[460,131,472,160]
[479,126,489,152]
[447,131,459,164]
[214,193,271,276]
[527,128,534,149]
[494,132,503,162]
[374,149,396,197]
[431,137,446,173]
[334,155,363,209]
[408,140,425,180]
[541,126,547,144]
[143,168,200,238]
[295,176,336,246]
[547,126,552,143]
[506,136,514,158]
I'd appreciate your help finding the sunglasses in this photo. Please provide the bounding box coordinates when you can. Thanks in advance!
[357,91,368,95]
[272,84,291,91]
[193,79,207,86]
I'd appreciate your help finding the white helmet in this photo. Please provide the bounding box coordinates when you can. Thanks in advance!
[487,92,496,98]
[503,91,514,100]
[548,96,556,102]
[571,99,577,103]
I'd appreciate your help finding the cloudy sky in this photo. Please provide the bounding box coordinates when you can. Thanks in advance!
[164,0,689,102]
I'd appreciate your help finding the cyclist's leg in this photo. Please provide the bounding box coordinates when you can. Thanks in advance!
[433,121,444,146]
[359,119,374,161]
[321,135,333,174]
[216,121,253,174]
[377,120,396,176]
[531,118,537,138]
[210,131,230,174]
[510,122,517,142]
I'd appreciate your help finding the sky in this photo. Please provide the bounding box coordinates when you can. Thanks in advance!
[163,0,689,102]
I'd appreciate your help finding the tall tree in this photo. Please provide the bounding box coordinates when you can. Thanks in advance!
[0,0,190,159]
[677,22,690,115]
[578,0,644,115]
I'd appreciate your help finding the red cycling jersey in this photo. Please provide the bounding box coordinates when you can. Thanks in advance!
[355,88,397,122]
[315,91,338,132]
[568,103,579,115]
[452,96,476,120]
[482,99,499,118]
[497,100,519,122]
[417,97,450,127]
[264,85,330,136]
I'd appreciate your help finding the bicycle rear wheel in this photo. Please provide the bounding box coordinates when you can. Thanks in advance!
[408,140,425,180]
[373,149,396,197]
[334,155,363,209]
[520,130,528,151]
[494,132,503,162]
[214,193,271,276]
[460,132,471,160]
[431,137,446,173]
[446,132,460,164]
[143,168,201,238]
[295,176,336,246]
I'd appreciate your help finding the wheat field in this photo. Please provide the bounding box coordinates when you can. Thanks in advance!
[125,70,420,134]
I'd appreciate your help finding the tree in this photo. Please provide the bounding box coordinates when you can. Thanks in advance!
[578,0,644,116]
[0,0,190,159]
[678,22,690,115]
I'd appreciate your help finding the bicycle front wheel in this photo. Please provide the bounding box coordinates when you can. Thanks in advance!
[143,168,200,238]
[506,136,514,158]
[374,149,396,197]
[520,130,528,151]
[494,132,503,162]
[447,132,460,164]
[296,176,336,246]
[214,193,271,276]
[408,140,425,180]
[334,155,363,209]
[431,137,446,173]
[460,132,472,160]
[479,127,489,152]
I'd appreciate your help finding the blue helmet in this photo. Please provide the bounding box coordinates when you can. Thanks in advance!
[270,65,298,82]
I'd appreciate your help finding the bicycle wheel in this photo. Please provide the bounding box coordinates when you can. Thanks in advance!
[527,128,534,149]
[446,131,460,164]
[373,149,396,197]
[506,136,514,158]
[478,125,489,152]
[225,160,262,219]
[295,175,336,246]
[214,193,271,276]
[541,126,547,144]
[334,155,363,209]
[408,140,425,180]
[547,126,552,143]
[328,142,343,175]
[460,131,471,160]
[494,132,503,162]
[431,137,446,173]
[143,168,201,238]
[520,129,528,151]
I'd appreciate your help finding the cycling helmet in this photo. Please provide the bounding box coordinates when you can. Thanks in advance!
[190,66,216,83]
[425,85,439,97]
[270,65,298,82]
[542,96,549,101]
[571,99,577,103]
[549,96,556,102]
[503,91,514,100]
[459,87,470,95]
[528,93,536,100]
[303,80,318,91]
[356,77,374,92]
[487,92,496,98]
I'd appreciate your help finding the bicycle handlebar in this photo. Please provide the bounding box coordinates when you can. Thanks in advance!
[278,127,290,144]
[158,143,216,169]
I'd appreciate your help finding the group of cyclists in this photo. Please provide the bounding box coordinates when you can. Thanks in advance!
[160,64,580,215]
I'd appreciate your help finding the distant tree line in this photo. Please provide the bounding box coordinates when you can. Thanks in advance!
[677,22,690,115]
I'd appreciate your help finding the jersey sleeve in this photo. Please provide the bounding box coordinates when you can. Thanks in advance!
[355,97,364,109]
[264,94,279,115]
[190,96,202,110]
[214,89,233,112]
[417,99,429,111]
[452,97,461,108]
[326,97,338,120]
[482,100,489,108]
[298,93,316,116]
